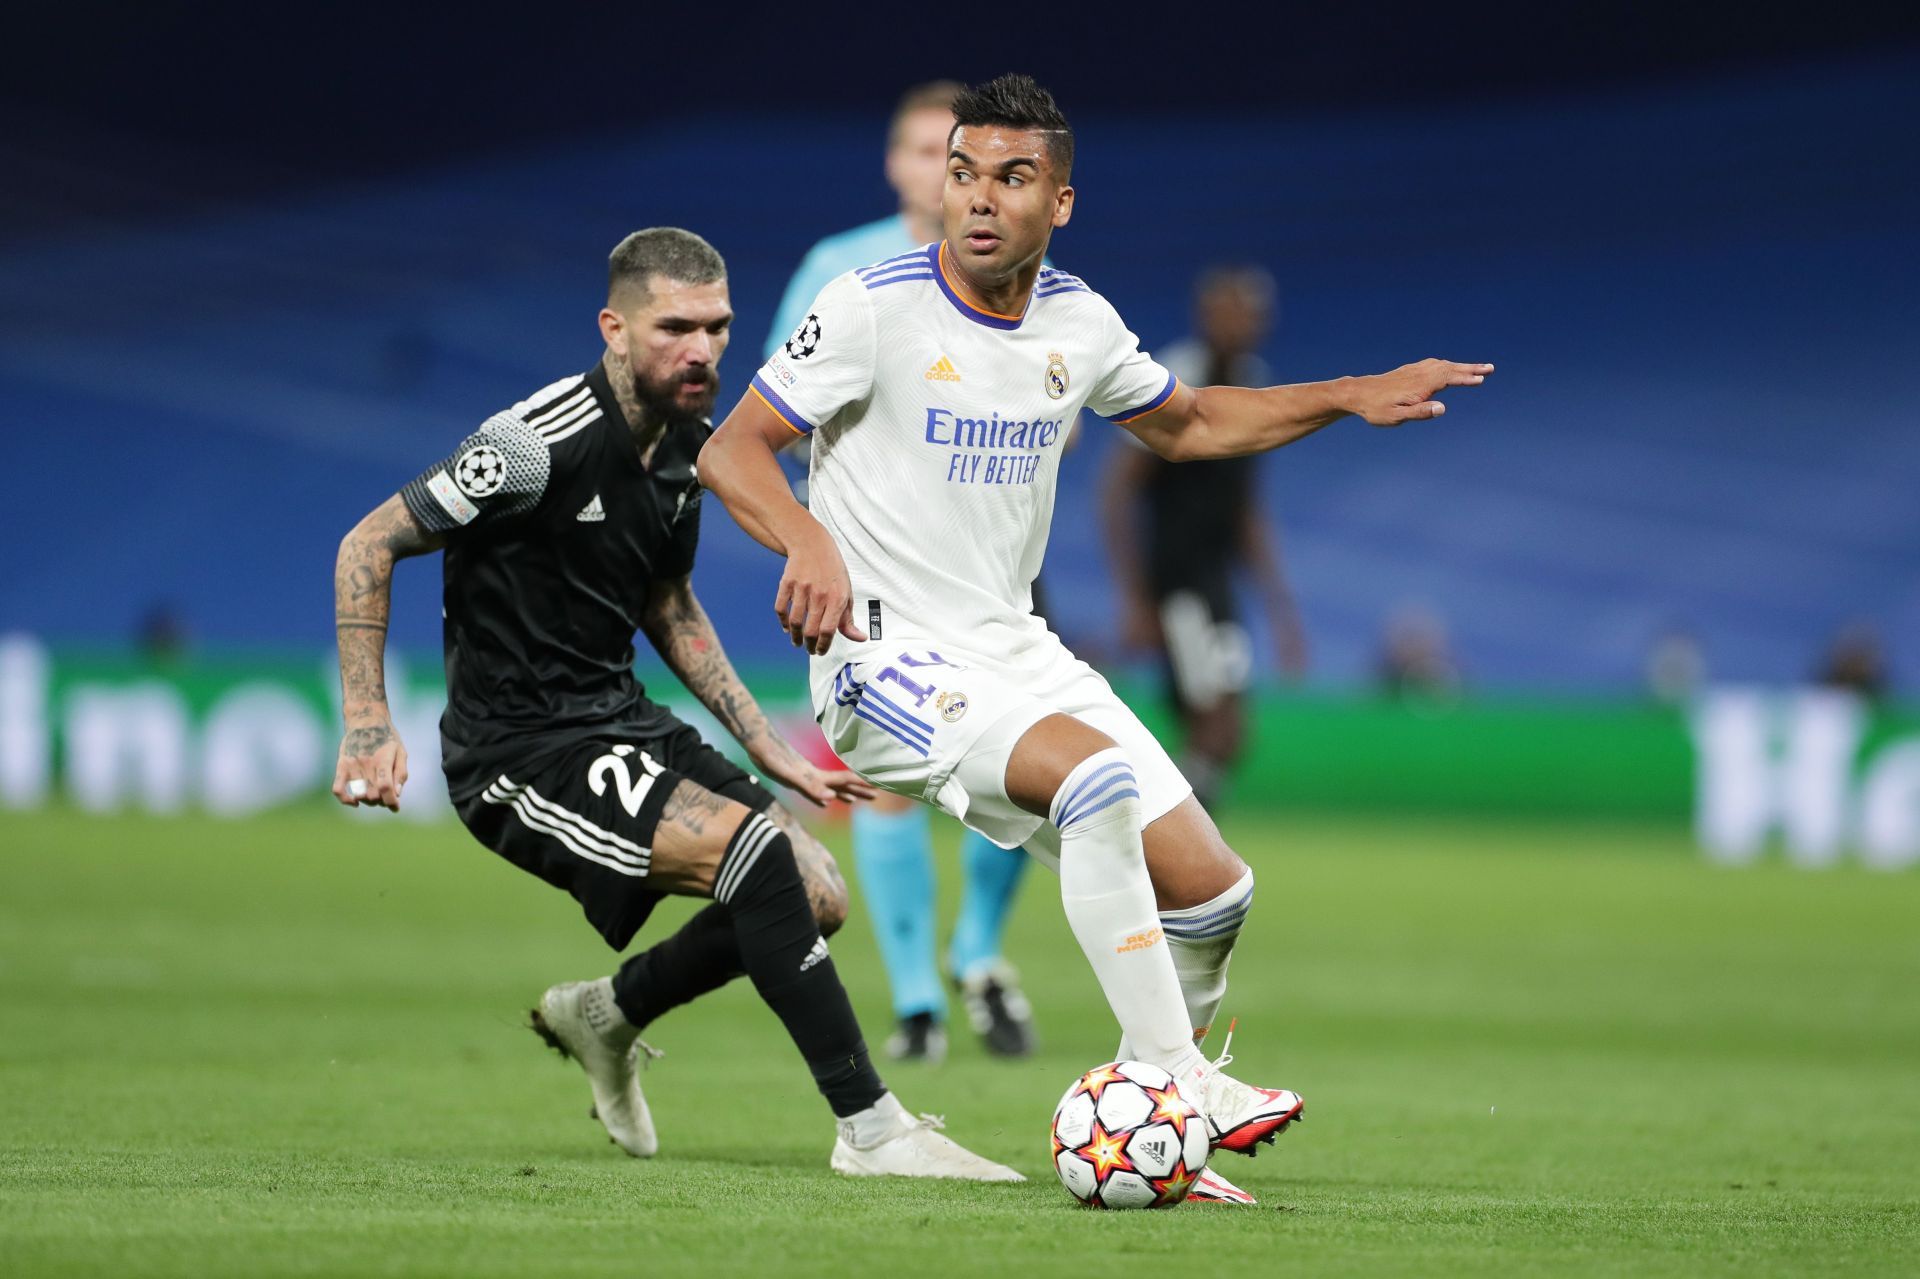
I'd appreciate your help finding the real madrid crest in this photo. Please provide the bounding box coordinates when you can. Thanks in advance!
[1044,351,1069,400]
[935,690,970,723]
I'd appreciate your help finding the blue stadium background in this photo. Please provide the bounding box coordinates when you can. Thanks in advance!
[3,18,1913,690]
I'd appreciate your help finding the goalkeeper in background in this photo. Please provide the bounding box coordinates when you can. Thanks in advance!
[764,81,1038,1063]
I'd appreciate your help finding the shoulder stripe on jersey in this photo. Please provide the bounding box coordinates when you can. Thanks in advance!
[860,258,936,280]
[535,395,599,437]
[863,270,935,290]
[864,263,936,286]
[857,247,933,278]
[514,377,587,421]
[1036,282,1090,297]
[525,385,592,429]
[539,408,602,446]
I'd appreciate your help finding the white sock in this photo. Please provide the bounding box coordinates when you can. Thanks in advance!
[1053,749,1205,1079]
[839,1091,910,1149]
[1115,868,1254,1059]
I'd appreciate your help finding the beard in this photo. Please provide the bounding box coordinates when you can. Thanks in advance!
[631,363,718,426]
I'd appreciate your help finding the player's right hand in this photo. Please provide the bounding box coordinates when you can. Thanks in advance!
[1355,359,1494,426]
[333,718,409,811]
[776,527,867,656]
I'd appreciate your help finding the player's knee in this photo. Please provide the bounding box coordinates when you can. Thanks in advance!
[1188,844,1250,907]
[807,850,850,937]
[712,810,806,912]
[1051,746,1143,836]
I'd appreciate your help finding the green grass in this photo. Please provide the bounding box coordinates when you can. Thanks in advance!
[2,805,1916,1277]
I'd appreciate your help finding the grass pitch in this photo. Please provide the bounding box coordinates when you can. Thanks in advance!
[2,804,1916,1277]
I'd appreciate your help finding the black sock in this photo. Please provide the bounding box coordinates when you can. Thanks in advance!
[715,810,885,1118]
[610,903,743,1031]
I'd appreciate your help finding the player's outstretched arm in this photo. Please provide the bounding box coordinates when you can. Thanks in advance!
[699,395,867,656]
[332,495,444,811]
[1124,359,1495,462]
[639,575,876,807]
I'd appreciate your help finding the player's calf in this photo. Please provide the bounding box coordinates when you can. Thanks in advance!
[1002,716,1209,1082]
[765,803,850,937]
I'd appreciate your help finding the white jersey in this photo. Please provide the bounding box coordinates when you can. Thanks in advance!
[748,241,1178,690]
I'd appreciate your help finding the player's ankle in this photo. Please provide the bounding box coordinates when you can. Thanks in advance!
[837,1091,911,1149]
[582,977,639,1045]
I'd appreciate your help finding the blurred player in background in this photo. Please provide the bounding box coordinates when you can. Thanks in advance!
[329,227,1016,1181]
[1101,267,1306,809]
[701,73,1493,1204]
[767,81,1037,1063]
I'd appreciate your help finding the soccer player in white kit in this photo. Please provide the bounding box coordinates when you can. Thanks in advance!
[701,74,1494,1206]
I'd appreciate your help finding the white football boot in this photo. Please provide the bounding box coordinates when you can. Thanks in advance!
[529,978,660,1158]
[830,1092,1025,1182]
[1185,1165,1258,1205]
[1184,1022,1306,1156]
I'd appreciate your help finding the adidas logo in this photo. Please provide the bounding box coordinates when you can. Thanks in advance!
[799,936,830,972]
[576,494,605,522]
[1141,1138,1169,1163]
[923,355,961,382]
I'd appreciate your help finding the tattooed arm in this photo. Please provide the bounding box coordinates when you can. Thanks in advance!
[640,574,874,808]
[333,495,445,811]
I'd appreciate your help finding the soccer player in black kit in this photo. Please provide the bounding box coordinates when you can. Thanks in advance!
[330,227,1017,1181]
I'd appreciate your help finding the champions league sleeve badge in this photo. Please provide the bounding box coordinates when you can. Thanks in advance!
[784,313,822,360]
[454,444,506,497]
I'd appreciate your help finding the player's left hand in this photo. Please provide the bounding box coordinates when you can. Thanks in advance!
[756,752,878,808]
[1355,359,1495,426]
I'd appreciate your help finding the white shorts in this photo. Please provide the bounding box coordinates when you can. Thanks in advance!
[811,631,1192,866]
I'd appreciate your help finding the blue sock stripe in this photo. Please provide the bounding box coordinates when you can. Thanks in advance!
[1055,761,1131,824]
[1161,920,1250,941]
[1058,767,1138,829]
[1060,786,1140,832]
[1162,897,1254,932]
[1059,778,1136,832]
[1060,760,1129,808]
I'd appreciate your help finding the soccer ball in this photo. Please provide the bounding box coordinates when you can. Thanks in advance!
[1050,1060,1209,1208]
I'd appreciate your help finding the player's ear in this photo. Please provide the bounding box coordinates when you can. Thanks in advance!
[1051,184,1075,230]
[597,306,626,353]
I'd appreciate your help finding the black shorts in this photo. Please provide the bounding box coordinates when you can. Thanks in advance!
[1153,576,1250,714]
[452,716,776,950]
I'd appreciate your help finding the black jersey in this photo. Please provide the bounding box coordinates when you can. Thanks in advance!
[1140,344,1267,597]
[398,362,706,802]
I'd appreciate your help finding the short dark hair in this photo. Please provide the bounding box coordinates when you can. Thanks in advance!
[950,73,1073,181]
[607,227,725,305]
[889,80,964,148]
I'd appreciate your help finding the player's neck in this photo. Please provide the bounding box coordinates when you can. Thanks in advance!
[940,240,1039,319]
[601,351,668,464]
